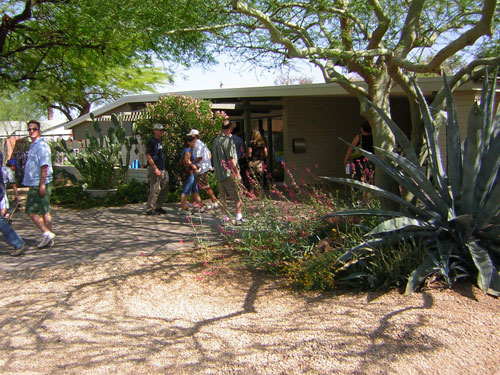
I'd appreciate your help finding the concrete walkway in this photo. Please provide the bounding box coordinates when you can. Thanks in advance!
[0,203,226,272]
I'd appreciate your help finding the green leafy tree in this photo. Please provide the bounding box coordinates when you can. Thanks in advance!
[0,0,222,120]
[167,0,499,200]
[27,60,172,121]
[135,95,227,185]
[0,0,216,85]
[0,89,45,123]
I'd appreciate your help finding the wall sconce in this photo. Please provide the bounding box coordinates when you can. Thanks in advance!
[292,138,306,153]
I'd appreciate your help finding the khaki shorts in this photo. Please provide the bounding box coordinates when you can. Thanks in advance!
[25,183,52,215]
[219,176,240,203]
[196,172,211,190]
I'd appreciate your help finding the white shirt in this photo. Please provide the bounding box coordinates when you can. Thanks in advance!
[192,138,212,174]
[2,166,15,184]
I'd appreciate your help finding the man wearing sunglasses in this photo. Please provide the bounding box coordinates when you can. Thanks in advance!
[22,120,56,248]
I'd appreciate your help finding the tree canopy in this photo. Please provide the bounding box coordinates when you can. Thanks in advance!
[0,0,222,119]
[26,59,172,121]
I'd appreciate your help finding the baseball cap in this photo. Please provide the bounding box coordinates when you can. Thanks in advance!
[153,123,164,130]
[187,129,199,136]
[7,159,17,167]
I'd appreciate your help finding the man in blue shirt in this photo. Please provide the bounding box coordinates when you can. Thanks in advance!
[145,123,169,215]
[22,120,55,248]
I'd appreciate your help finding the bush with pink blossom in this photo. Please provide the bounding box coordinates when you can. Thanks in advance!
[135,94,228,185]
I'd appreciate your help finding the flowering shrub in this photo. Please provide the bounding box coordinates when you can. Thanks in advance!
[135,94,228,185]
[217,163,388,291]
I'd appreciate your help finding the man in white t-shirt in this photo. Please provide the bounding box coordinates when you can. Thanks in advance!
[187,129,218,209]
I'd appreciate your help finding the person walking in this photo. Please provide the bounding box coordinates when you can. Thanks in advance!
[187,129,218,210]
[247,129,268,197]
[343,122,375,184]
[0,150,25,256]
[231,125,249,190]
[22,120,55,248]
[1,159,19,219]
[212,119,245,224]
[179,136,204,215]
[145,123,169,215]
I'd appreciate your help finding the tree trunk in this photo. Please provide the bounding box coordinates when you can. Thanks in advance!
[361,73,400,210]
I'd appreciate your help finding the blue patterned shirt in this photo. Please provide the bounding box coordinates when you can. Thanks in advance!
[22,138,53,186]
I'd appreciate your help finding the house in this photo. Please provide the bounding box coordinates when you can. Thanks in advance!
[63,78,488,182]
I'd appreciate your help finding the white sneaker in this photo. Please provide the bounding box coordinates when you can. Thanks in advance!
[37,232,56,248]
[212,202,219,209]
[205,203,213,210]
[234,217,247,226]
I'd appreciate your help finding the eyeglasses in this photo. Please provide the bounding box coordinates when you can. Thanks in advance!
[28,127,39,132]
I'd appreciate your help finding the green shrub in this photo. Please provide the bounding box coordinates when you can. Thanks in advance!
[52,179,148,209]
[135,95,227,187]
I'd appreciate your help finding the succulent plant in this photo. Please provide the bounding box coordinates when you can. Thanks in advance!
[322,72,500,295]
[56,114,134,190]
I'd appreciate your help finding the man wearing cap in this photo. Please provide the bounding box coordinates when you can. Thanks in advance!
[145,123,169,215]
[212,119,245,224]
[187,129,218,210]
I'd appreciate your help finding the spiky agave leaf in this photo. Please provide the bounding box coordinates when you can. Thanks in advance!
[337,140,445,216]
[405,256,437,294]
[413,80,449,203]
[321,176,431,218]
[367,100,419,165]
[443,74,463,213]
[368,217,434,236]
[467,242,494,293]
[374,147,452,218]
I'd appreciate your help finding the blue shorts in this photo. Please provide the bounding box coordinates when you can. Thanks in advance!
[182,174,199,196]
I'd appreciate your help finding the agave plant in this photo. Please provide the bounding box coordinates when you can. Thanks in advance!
[322,73,500,296]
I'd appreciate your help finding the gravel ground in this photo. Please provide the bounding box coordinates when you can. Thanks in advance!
[1,248,499,375]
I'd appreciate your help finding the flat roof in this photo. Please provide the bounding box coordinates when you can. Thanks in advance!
[64,78,480,130]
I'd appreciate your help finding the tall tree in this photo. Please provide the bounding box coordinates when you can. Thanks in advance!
[0,89,45,122]
[167,0,499,195]
[27,59,172,121]
[0,0,220,118]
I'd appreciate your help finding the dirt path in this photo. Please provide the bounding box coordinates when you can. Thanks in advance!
[1,248,499,375]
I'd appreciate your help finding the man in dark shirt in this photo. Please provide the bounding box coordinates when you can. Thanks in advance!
[145,123,169,215]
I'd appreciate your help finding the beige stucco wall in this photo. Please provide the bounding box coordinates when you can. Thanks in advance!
[283,96,364,183]
[436,90,476,166]
[283,92,477,183]
[73,103,134,140]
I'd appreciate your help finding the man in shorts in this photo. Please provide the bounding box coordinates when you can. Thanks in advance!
[187,129,218,210]
[22,120,55,248]
[212,119,245,224]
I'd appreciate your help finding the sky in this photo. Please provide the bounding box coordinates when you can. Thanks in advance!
[160,58,325,92]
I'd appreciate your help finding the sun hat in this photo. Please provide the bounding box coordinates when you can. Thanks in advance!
[187,129,199,136]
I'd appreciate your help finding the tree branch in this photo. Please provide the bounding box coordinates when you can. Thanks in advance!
[393,0,497,73]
